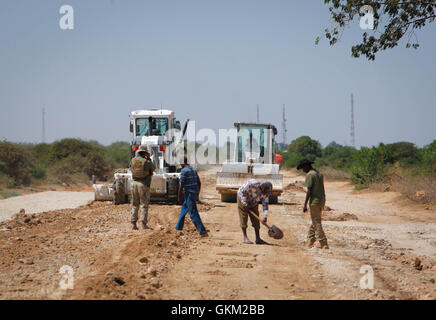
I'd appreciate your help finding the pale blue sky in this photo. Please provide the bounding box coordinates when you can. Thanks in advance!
[0,0,435,147]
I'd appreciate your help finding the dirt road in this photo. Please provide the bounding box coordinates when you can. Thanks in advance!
[0,191,94,222]
[0,168,435,300]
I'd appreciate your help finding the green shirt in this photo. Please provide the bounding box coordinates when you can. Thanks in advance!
[131,156,155,187]
[305,169,325,206]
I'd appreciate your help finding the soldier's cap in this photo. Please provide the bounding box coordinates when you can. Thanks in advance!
[137,145,150,154]
[296,158,314,170]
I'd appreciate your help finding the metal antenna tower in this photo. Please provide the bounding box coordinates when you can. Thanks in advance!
[42,108,46,143]
[256,104,260,123]
[350,93,355,147]
[282,104,287,147]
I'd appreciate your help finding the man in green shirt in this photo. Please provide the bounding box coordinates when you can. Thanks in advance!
[130,145,155,230]
[297,158,329,249]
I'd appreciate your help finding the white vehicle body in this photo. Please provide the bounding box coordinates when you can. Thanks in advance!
[216,122,283,203]
[94,108,186,204]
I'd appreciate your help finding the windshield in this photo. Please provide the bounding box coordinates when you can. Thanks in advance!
[135,118,168,136]
[237,125,267,162]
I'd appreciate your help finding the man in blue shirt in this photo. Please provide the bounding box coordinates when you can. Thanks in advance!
[176,157,208,237]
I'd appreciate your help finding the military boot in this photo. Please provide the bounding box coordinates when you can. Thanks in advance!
[307,238,316,248]
[142,222,152,230]
[319,239,329,249]
[131,222,138,230]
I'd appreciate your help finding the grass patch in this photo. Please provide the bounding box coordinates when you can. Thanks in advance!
[0,190,20,199]
[354,184,369,191]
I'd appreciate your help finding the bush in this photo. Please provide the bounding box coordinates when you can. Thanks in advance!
[350,144,392,185]
[28,143,52,166]
[48,139,110,179]
[30,164,47,179]
[318,166,351,180]
[104,141,131,168]
[421,140,436,176]
[317,142,358,170]
[0,141,34,185]
[284,152,304,168]
[0,139,130,186]
[48,139,100,163]
[0,190,20,199]
[0,172,16,189]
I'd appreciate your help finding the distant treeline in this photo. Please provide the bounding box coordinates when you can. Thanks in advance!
[0,139,131,187]
[279,136,436,189]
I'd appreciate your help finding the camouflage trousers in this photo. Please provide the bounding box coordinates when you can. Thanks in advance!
[130,181,151,223]
[308,205,327,242]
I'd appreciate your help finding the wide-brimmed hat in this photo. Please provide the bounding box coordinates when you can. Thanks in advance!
[137,145,150,154]
[296,158,314,170]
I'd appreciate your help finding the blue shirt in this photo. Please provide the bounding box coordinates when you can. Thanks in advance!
[180,166,200,193]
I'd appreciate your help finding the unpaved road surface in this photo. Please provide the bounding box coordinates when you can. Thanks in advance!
[0,191,94,222]
[0,168,435,300]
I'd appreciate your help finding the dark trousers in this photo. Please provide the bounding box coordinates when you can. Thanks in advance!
[175,191,206,234]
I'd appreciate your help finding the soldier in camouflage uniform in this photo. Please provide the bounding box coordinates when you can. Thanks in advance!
[131,145,155,230]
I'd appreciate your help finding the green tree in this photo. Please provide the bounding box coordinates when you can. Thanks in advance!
[319,141,358,170]
[386,141,421,166]
[319,0,436,60]
[287,136,322,161]
[284,152,304,168]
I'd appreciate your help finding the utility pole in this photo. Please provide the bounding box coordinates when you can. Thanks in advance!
[256,104,260,123]
[282,104,287,149]
[350,93,355,147]
[42,108,46,143]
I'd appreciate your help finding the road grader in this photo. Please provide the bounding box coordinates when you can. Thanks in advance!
[93,108,188,204]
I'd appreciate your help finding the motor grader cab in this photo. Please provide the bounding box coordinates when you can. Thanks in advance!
[216,122,283,203]
[94,109,188,204]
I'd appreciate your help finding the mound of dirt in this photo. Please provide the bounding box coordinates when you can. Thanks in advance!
[323,212,358,221]
[285,181,305,192]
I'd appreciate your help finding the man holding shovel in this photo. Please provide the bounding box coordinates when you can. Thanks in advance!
[297,158,329,249]
[237,180,273,244]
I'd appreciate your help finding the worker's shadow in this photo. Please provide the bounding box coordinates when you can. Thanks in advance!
[277,201,298,206]
[257,241,281,247]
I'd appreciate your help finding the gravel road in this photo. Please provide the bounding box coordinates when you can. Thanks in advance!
[0,169,435,300]
[0,191,94,222]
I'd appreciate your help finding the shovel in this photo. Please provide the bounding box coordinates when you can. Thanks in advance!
[247,209,284,240]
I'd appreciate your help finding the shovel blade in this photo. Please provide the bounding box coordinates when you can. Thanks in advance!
[268,225,283,239]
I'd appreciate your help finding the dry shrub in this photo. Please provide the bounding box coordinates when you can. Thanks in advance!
[318,166,351,180]
[391,175,436,204]
[373,170,436,204]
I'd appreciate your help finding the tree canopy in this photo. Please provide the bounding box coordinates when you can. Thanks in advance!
[320,0,436,60]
